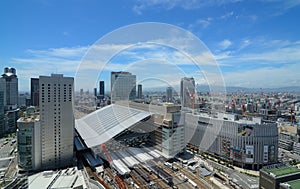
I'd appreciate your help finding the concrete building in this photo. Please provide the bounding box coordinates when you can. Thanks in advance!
[99,81,104,98]
[153,103,185,158]
[137,84,142,99]
[17,107,41,171]
[4,107,19,134]
[185,112,278,170]
[28,167,88,189]
[0,91,4,137]
[39,74,74,170]
[18,93,29,107]
[75,102,186,176]
[31,78,39,107]
[180,77,195,108]
[93,87,97,97]
[0,67,18,109]
[260,163,300,189]
[166,87,173,102]
[0,67,19,135]
[111,71,136,102]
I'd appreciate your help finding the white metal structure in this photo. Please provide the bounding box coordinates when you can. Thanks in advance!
[75,104,151,148]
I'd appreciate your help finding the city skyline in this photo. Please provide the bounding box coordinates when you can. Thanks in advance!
[1,1,300,91]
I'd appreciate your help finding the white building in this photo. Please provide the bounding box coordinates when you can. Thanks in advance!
[17,110,41,171]
[153,103,185,158]
[28,167,88,189]
[185,111,278,170]
[39,74,74,169]
[180,77,195,108]
[111,71,136,102]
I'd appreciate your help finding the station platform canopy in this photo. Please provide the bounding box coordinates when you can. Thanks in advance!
[75,104,151,148]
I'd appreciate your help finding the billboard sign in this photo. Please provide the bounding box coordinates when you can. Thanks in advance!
[245,145,254,163]
[263,145,268,163]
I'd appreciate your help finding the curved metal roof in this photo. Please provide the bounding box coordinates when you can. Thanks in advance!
[75,104,151,148]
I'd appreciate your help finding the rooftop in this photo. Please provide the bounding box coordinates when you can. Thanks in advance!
[18,115,40,122]
[75,104,151,148]
[286,179,300,189]
[28,167,87,189]
[263,164,300,177]
[192,111,264,125]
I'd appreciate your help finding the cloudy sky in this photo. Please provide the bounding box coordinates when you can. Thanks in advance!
[1,0,300,91]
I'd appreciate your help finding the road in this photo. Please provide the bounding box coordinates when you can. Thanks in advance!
[194,155,258,189]
[230,171,258,189]
[4,155,18,179]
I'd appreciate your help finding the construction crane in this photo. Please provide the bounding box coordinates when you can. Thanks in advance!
[100,143,112,163]
[100,144,126,189]
[189,92,195,109]
[186,87,195,109]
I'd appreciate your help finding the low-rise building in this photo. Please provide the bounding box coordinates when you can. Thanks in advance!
[185,111,278,170]
[260,163,300,189]
[28,167,88,189]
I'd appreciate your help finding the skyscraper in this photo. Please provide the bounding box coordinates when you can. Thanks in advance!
[99,81,104,98]
[0,91,4,137]
[111,71,136,102]
[94,88,97,97]
[0,67,18,109]
[31,78,39,107]
[166,87,173,102]
[138,84,142,99]
[0,67,19,135]
[39,74,74,169]
[180,77,195,108]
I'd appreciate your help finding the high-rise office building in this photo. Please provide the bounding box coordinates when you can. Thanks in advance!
[39,74,74,169]
[166,87,173,102]
[111,72,136,102]
[0,91,4,137]
[17,107,41,171]
[0,67,19,135]
[137,84,142,99]
[99,81,104,98]
[0,67,18,109]
[31,78,39,107]
[180,77,195,108]
[94,88,97,97]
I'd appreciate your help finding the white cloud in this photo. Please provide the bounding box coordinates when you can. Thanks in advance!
[218,39,232,50]
[14,37,300,91]
[132,5,143,15]
[132,0,243,14]
[26,46,88,59]
[219,11,234,19]
[13,41,220,91]
[217,39,300,65]
[195,19,211,29]
[223,63,300,88]
[214,38,300,88]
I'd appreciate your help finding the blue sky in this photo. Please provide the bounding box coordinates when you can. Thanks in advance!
[1,0,300,91]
